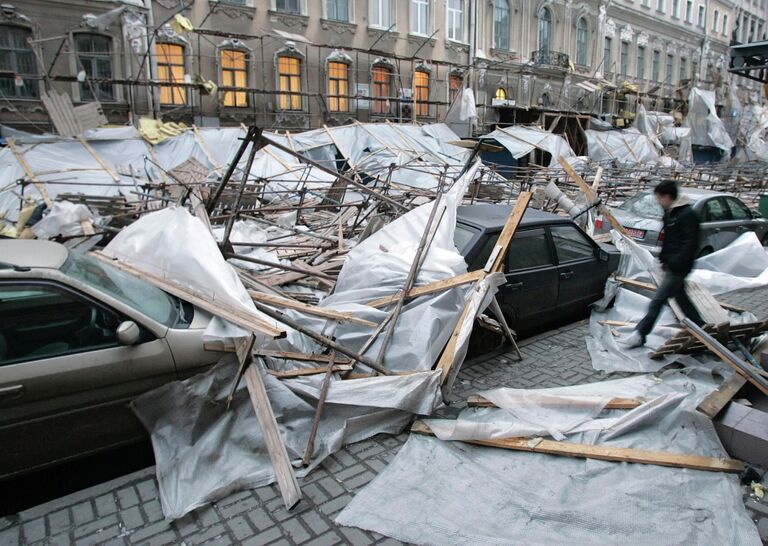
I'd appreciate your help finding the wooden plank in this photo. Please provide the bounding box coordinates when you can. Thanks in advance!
[466,395,647,410]
[248,290,377,328]
[682,318,768,396]
[615,276,747,313]
[191,125,224,173]
[267,364,353,378]
[411,421,744,473]
[6,138,53,207]
[366,270,484,308]
[77,137,120,182]
[244,363,302,509]
[91,252,285,339]
[696,374,748,418]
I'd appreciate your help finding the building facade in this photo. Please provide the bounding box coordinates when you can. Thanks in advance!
[0,0,765,139]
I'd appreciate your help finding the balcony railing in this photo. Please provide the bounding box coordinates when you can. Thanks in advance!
[530,49,570,69]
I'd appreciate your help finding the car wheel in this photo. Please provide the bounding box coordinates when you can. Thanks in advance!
[697,247,713,258]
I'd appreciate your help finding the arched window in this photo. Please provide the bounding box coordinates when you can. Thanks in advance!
[449,71,463,103]
[220,48,249,107]
[327,60,350,112]
[157,42,187,105]
[277,55,302,110]
[413,68,430,117]
[494,0,510,50]
[74,34,114,102]
[576,17,588,66]
[372,63,393,114]
[495,87,507,100]
[538,7,552,52]
[0,25,37,98]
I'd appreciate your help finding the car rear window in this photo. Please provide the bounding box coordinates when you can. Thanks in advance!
[619,192,664,219]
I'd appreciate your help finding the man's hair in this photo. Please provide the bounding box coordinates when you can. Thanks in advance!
[654,180,678,200]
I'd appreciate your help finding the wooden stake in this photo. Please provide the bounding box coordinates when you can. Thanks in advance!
[302,351,336,466]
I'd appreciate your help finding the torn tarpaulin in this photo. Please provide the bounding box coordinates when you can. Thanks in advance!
[336,371,760,546]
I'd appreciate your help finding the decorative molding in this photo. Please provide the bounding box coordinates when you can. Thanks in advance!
[320,18,357,34]
[0,4,32,24]
[210,2,256,20]
[154,0,186,9]
[490,48,517,62]
[366,28,399,44]
[444,41,470,55]
[156,23,189,45]
[637,30,649,46]
[604,18,616,38]
[219,38,252,52]
[620,24,634,42]
[407,34,436,48]
[268,10,309,28]
[275,112,310,129]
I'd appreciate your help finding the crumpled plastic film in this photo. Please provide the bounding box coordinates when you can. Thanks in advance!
[336,373,760,546]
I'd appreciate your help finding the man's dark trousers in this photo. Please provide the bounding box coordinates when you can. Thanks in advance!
[636,272,704,338]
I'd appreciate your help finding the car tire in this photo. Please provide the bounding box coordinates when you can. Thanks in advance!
[697,246,713,258]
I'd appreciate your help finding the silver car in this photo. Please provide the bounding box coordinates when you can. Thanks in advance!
[0,240,222,480]
[595,188,768,257]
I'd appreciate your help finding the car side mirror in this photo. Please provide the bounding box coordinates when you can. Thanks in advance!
[598,249,609,262]
[752,210,763,219]
[117,321,141,346]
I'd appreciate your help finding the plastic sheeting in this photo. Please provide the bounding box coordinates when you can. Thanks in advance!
[685,88,734,154]
[483,126,575,167]
[337,372,761,546]
[586,231,767,373]
[586,128,662,164]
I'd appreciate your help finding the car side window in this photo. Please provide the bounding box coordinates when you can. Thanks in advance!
[725,197,751,221]
[470,233,499,271]
[0,283,120,366]
[507,229,553,270]
[704,198,732,222]
[550,225,595,263]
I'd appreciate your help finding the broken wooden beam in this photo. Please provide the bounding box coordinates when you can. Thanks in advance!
[266,364,353,378]
[696,374,748,419]
[466,395,647,410]
[411,421,744,473]
[366,270,484,308]
[248,290,377,328]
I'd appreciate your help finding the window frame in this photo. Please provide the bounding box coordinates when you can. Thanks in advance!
[637,45,646,80]
[619,41,629,77]
[276,54,304,111]
[274,0,302,15]
[446,0,467,43]
[219,47,250,108]
[371,62,394,115]
[0,279,124,367]
[73,33,116,103]
[538,7,552,52]
[0,24,39,100]
[448,70,463,104]
[505,228,555,272]
[324,0,351,22]
[603,36,613,75]
[651,49,661,82]
[370,0,395,29]
[413,67,430,117]
[410,0,431,36]
[156,42,188,106]
[665,53,674,85]
[725,197,752,221]
[704,197,733,222]
[576,17,588,66]
[327,59,351,113]
[493,0,511,51]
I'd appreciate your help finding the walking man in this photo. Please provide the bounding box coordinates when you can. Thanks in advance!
[624,180,704,348]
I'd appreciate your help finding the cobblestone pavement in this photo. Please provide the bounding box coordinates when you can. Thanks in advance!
[2,285,768,546]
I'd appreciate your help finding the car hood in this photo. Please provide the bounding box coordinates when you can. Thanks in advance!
[611,209,664,232]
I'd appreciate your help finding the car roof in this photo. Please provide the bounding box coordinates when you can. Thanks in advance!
[636,187,730,200]
[457,204,571,230]
[0,239,69,269]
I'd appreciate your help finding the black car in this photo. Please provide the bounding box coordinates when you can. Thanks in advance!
[454,205,621,336]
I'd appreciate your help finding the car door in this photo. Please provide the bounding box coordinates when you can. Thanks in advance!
[0,280,177,479]
[498,228,558,330]
[701,197,740,250]
[724,196,765,242]
[550,224,607,311]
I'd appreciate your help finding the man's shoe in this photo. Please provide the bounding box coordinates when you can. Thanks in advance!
[620,331,645,348]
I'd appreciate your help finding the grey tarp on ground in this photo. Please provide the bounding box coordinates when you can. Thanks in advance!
[336,370,761,546]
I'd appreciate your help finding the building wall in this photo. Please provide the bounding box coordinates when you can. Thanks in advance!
[0,0,765,136]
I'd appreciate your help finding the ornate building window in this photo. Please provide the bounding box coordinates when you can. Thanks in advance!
[619,41,629,76]
[220,47,249,107]
[277,54,302,110]
[679,57,687,80]
[576,17,588,65]
[447,0,465,42]
[449,70,463,103]
[603,37,612,74]
[74,34,114,102]
[157,43,187,105]
[0,24,37,99]
[637,46,646,80]
[665,53,673,84]
[413,67,430,117]
[652,49,660,81]
[275,0,301,15]
[410,0,430,35]
[371,61,393,114]
[538,7,552,52]
[325,0,350,21]
[370,0,394,29]
[493,0,510,51]
[327,59,350,112]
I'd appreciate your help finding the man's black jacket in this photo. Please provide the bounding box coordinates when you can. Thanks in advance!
[659,203,700,275]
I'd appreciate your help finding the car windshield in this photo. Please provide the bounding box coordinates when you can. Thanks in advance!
[619,191,664,219]
[61,252,182,327]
